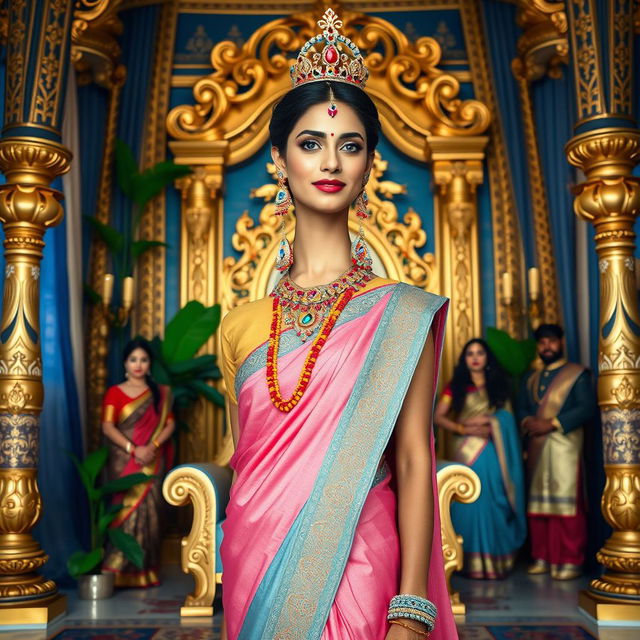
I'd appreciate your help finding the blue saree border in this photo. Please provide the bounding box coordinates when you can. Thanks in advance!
[239,283,447,640]
[234,284,394,400]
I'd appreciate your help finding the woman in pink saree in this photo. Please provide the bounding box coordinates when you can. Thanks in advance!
[219,9,456,640]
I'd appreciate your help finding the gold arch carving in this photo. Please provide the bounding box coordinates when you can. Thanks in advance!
[168,7,491,462]
[221,152,436,314]
[167,9,490,164]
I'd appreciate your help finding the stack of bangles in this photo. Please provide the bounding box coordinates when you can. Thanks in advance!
[388,594,437,637]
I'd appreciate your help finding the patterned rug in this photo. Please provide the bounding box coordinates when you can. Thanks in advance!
[459,625,596,639]
[50,623,596,639]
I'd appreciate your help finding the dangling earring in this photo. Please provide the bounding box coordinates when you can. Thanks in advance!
[351,176,372,269]
[274,170,294,272]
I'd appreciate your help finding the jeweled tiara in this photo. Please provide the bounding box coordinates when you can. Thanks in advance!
[290,8,368,89]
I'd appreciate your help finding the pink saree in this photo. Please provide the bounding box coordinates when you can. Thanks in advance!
[221,283,455,640]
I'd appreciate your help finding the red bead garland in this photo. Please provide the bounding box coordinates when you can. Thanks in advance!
[267,287,355,412]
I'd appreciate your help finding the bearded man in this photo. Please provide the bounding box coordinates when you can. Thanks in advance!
[517,324,594,580]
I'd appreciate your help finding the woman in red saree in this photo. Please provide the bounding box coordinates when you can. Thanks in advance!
[101,338,175,587]
[218,9,456,639]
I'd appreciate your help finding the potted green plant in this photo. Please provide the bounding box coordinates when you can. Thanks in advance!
[68,446,152,599]
[148,300,225,415]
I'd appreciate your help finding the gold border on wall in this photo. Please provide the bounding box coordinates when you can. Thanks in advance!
[460,0,525,337]
[132,1,179,339]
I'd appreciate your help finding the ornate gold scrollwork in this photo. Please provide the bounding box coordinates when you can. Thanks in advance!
[436,463,481,616]
[72,0,123,87]
[167,9,489,164]
[222,151,436,316]
[163,466,218,616]
[515,1,567,81]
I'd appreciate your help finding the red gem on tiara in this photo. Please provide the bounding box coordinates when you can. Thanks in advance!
[325,45,338,64]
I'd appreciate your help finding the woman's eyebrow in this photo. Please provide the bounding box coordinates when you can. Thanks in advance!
[295,129,364,140]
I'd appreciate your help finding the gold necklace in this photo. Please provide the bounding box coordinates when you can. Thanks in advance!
[270,264,373,342]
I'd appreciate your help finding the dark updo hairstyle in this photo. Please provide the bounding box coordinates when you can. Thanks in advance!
[123,338,161,413]
[449,338,509,414]
[269,81,381,155]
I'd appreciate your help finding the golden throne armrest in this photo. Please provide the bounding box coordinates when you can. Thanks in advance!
[436,462,481,616]
[163,463,232,617]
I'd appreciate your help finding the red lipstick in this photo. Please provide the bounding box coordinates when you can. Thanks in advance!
[312,179,346,193]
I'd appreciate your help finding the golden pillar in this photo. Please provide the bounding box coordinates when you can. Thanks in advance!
[72,1,125,449]
[512,0,567,324]
[429,137,488,379]
[170,141,229,463]
[0,0,74,623]
[565,0,640,621]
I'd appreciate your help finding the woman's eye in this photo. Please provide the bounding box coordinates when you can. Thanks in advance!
[301,139,320,151]
[342,142,362,153]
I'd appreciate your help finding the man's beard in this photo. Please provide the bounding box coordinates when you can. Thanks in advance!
[539,346,564,365]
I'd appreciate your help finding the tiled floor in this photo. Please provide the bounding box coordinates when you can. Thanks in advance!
[1,565,638,639]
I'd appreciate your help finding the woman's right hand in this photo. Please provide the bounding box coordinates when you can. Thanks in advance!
[134,445,156,466]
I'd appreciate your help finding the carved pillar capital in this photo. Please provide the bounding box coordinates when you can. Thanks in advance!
[427,136,487,381]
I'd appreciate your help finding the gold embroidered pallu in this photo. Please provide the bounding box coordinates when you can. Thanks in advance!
[451,390,517,512]
[526,364,584,517]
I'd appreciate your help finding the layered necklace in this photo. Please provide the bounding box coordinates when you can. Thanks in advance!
[267,264,374,412]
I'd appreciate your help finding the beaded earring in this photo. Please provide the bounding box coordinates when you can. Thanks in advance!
[351,176,372,269]
[274,170,294,272]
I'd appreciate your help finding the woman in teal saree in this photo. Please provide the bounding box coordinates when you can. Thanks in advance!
[435,339,526,579]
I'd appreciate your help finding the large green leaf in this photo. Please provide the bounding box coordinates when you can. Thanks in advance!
[167,355,218,376]
[131,162,192,209]
[115,139,139,199]
[108,528,144,568]
[97,503,123,538]
[68,451,94,498]
[85,217,124,255]
[99,472,153,497]
[163,302,221,363]
[67,548,103,578]
[486,327,536,377]
[189,379,225,407]
[83,447,109,487]
[131,240,168,259]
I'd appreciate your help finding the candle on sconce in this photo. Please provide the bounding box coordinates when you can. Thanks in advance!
[528,267,540,300]
[122,276,134,309]
[102,273,114,306]
[502,271,513,302]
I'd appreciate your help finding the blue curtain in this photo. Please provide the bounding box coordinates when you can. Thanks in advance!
[32,183,86,585]
[480,0,534,270]
[532,73,579,360]
[77,82,109,277]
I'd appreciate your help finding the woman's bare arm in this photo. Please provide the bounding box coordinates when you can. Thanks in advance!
[394,330,435,598]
